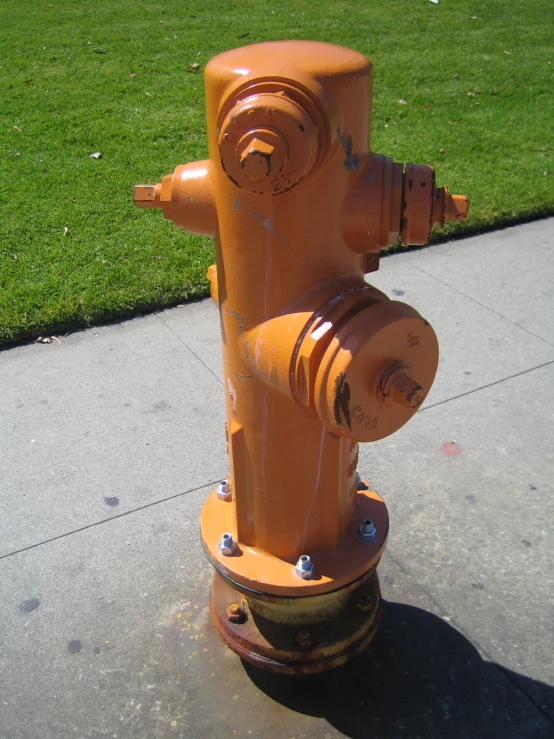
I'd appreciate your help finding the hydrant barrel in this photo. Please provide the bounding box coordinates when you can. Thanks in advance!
[133,40,468,674]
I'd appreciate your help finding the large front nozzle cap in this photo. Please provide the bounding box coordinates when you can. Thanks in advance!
[313,301,438,442]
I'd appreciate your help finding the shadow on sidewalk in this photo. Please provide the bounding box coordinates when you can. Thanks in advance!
[243,600,554,738]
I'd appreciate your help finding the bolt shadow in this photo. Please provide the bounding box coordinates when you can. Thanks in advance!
[243,600,554,738]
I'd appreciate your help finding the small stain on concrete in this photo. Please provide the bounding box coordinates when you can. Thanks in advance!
[68,640,82,653]
[471,582,485,590]
[464,494,477,504]
[104,496,120,507]
[521,539,532,548]
[529,484,537,491]
[144,400,171,414]
[19,598,40,613]
[440,441,463,456]
[93,646,102,654]
[392,288,405,296]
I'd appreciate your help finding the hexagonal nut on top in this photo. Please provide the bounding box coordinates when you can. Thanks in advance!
[239,136,281,183]
[217,90,321,196]
[294,554,315,580]
[216,479,232,501]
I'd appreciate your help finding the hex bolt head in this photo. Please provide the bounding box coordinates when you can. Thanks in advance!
[239,138,276,182]
[216,479,232,501]
[356,593,373,612]
[295,628,314,649]
[356,472,369,491]
[359,519,378,542]
[219,532,238,556]
[380,367,425,409]
[294,554,315,580]
[226,602,247,624]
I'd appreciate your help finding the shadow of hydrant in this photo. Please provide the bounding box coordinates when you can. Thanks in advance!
[243,601,553,738]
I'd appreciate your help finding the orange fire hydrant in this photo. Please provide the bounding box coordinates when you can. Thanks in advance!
[134,41,468,674]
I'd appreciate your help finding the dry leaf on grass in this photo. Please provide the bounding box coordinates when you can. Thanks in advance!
[36,336,61,345]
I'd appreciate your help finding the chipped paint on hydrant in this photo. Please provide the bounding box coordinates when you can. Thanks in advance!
[134,41,468,674]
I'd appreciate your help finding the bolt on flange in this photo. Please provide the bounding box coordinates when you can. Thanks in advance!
[356,472,369,491]
[295,628,314,649]
[216,479,232,501]
[219,532,238,556]
[226,602,247,624]
[359,519,378,542]
[356,593,374,612]
[294,554,315,580]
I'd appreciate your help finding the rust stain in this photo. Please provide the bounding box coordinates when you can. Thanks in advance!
[334,372,352,429]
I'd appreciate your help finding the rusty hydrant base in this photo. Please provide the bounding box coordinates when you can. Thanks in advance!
[209,570,382,675]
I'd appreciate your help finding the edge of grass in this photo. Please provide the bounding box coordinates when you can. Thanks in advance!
[3,209,552,352]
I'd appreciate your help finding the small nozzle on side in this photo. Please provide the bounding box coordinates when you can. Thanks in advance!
[401,164,470,245]
[133,183,161,209]
[433,187,469,226]
[445,192,470,222]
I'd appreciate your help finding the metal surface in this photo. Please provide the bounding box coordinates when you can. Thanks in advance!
[219,532,238,556]
[133,40,469,672]
[294,554,315,580]
[216,479,232,501]
[210,570,382,675]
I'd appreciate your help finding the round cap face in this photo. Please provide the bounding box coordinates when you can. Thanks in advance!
[218,92,320,195]
[313,301,439,442]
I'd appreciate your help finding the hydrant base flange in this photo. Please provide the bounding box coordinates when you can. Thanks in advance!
[209,569,382,675]
[201,487,389,597]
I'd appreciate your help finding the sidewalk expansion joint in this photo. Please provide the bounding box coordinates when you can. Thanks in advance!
[406,261,554,348]
[421,359,554,413]
[155,313,223,386]
[0,479,221,561]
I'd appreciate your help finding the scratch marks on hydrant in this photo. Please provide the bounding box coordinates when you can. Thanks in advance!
[249,211,288,244]
[337,127,360,171]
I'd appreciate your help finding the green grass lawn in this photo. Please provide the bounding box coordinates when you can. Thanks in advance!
[1,0,552,346]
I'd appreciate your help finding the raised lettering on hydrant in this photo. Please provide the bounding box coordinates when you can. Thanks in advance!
[134,41,469,674]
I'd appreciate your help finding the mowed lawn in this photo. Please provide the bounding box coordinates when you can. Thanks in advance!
[1,0,552,345]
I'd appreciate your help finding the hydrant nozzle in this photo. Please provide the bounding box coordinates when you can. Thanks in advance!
[133,40,469,674]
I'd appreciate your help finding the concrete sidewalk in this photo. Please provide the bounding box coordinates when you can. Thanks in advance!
[1,219,553,738]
